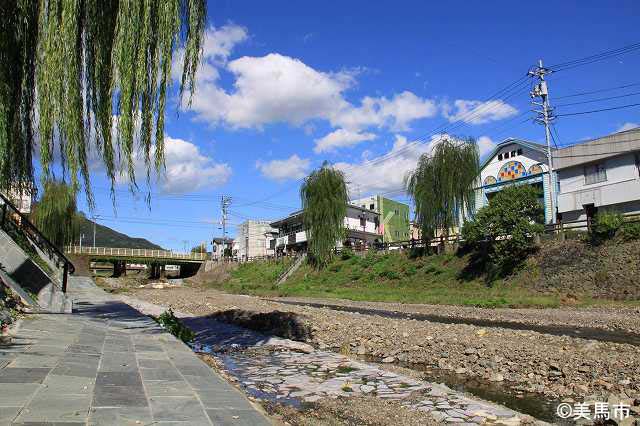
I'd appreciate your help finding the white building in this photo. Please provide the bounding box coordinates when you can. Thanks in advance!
[270,204,381,253]
[237,220,277,260]
[554,127,640,222]
[2,184,35,214]
[475,138,554,223]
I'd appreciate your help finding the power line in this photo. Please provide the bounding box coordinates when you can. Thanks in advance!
[554,91,640,107]
[555,102,640,117]
[549,41,640,72]
[554,82,640,99]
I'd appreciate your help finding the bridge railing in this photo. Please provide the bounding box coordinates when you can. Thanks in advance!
[65,246,208,261]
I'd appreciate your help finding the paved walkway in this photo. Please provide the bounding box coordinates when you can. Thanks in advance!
[0,277,270,425]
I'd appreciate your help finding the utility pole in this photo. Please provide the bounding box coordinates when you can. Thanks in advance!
[91,214,101,247]
[529,59,556,224]
[220,195,232,256]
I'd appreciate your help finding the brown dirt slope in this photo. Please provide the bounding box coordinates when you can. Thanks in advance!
[520,239,640,300]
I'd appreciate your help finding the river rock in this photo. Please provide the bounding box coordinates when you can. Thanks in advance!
[382,356,396,363]
[489,373,504,382]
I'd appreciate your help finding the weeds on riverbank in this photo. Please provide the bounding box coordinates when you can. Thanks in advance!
[156,309,195,343]
[210,251,559,308]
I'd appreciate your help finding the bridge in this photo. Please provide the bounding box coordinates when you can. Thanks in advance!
[65,246,207,278]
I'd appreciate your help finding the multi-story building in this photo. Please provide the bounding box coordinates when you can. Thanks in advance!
[351,195,410,242]
[554,127,640,222]
[269,204,381,253]
[475,138,554,223]
[237,220,277,260]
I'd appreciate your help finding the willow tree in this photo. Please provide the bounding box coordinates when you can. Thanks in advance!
[31,181,79,249]
[405,137,480,242]
[0,0,206,206]
[301,163,349,268]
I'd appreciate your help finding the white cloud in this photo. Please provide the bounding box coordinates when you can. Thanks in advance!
[91,131,232,194]
[335,134,443,195]
[314,129,376,153]
[172,24,248,83]
[443,99,517,124]
[187,53,352,129]
[256,155,310,181]
[616,122,639,132]
[178,29,436,135]
[331,91,437,132]
[476,135,496,158]
[336,133,493,195]
[158,137,231,193]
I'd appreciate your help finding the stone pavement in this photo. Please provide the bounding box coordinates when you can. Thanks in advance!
[0,276,270,425]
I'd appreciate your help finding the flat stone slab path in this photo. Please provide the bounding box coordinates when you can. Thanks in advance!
[0,277,270,425]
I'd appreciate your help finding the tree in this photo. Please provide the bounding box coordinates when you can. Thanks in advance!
[191,244,206,253]
[405,137,479,242]
[0,0,206,206]
[462,184,544,279]
[31,181,79,249]
[300,163,348,268]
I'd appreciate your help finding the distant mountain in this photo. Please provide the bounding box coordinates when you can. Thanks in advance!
[76,214,163,250]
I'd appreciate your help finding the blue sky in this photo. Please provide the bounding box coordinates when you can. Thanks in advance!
[78,0,640,250]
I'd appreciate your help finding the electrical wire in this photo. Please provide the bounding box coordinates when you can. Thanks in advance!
[549,41,640,72]
[554,91,640,107]
[555,102,640,117]
[554,82,640,99]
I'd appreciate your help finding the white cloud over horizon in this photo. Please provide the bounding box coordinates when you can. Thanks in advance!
[88,133,231,194]
[256,154,311,181]
[336,134,496,195]
[616,122,639,132]
[157,137,232,193]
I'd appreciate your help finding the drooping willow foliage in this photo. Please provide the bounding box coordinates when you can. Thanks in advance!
[0,0,206,207]
[301,163,349,268]
[31,180,79,249]
[405,137,480,242]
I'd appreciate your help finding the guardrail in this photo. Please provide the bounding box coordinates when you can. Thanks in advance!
[0,191,75,292]
[544,212,640,234]
[65,246,208,261]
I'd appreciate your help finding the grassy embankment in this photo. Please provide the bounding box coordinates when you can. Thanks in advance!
[208,250,564,308]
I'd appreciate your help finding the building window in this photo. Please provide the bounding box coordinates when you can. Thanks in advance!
[369,203,375,210]
[517,148,523,155]
[636,153,640,177]
[504,152,509,159]
[584,162,607,185]
[511,150,516,157]
[498,153,503,161]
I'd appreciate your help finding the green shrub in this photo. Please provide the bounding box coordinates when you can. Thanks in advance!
[462,185,544,280]
[157,309,195,343]
[340,248,354,260]
[617,221,640,241]
[590,212,624,244]
[378,269,400,280]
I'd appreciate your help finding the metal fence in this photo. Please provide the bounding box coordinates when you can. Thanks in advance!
[544,212,640,234]
[65,246,208,261]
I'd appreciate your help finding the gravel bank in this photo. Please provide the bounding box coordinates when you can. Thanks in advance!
[127,286,640,404]
[268,296,640,334]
